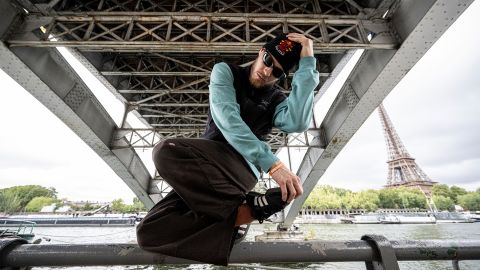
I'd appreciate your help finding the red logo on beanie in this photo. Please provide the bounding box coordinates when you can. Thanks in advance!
[275,39,294,56]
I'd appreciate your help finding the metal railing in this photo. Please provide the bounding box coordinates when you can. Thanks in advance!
[1,235,479,269]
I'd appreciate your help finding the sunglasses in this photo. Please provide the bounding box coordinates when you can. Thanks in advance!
[262,52,286,79]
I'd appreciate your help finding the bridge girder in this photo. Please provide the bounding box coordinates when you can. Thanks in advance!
[1,0,473,224]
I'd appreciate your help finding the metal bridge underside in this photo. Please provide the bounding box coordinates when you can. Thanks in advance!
[0,0,473,225]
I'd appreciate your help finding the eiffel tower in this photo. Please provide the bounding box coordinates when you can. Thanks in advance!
[378,104,438,211]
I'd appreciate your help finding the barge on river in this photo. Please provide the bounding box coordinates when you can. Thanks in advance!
[0,216,136,227]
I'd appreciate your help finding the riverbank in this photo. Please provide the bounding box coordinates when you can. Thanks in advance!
[295,211,480,224]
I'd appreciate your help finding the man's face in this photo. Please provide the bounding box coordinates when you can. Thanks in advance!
[249,48,285,89]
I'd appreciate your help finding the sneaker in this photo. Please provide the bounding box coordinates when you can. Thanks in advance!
[245,187,288,224]
[233,224,250,244]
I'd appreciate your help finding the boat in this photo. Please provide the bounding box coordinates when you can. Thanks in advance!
[341,213,385,224]
[0,220,35,242]
[462,211,480,222]
[433,212,475,223]
[342,212,437,224]
[380,215,401,224]
[296,214,343,224]
[0,216,136,227]
[468,214,480,222]
[380,214,436,224]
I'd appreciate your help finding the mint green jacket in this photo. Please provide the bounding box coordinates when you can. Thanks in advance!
[209,56,319,178]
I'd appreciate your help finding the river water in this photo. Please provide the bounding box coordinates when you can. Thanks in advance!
[31,223,480,270]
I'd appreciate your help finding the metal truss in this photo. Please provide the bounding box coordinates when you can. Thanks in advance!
[9,14,396,52]
[99,52,324,145]
[104,54,326,106]
[112,128,321,150]
[117,128,320,198]
[44,0,381,17]
[2,0,400,205]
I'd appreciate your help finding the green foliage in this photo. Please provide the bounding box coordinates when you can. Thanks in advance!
[130,197,147,213]
[82,202,96,211]
[450,186,467,203]
[305,185,428,210]
[342,190,379,211]
[433,195,454,211]
[432,184,451,198]
[0,192,22,214]
[0,185,57,211]
[111,199,128,213]
[377,188,399,208]
[109,198,146,213]
[458,193,480,211]
[432,184,468,204]
[399,188,427,209]
[304,186,344,209]
[377,187,426,209]
[25,196,58,212]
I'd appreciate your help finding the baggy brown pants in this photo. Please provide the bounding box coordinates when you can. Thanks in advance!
[136,138,257,265]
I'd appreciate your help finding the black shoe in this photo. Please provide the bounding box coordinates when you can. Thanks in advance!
[246,188,288,224]
[233,224,250,244]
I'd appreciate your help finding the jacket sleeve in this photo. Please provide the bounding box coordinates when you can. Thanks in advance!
[209,62,279,172]
[273,56,320,132]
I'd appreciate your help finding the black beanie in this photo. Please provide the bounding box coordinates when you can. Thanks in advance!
[264,33,302,73]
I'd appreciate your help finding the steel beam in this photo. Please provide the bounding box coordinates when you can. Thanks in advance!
[33,0,400,22]
[282,0,475,226]
[7,15,397,53]
[2,240,480,267]
[21,0,387,17]
[0,38,155,208]
[9,42,394,53]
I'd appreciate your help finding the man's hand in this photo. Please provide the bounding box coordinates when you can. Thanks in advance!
[271,165,303,203]
[287,33,314,58]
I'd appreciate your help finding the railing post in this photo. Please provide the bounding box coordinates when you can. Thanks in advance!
[452,260,460,270]
[361,235,400,270]
[0,237,28,269]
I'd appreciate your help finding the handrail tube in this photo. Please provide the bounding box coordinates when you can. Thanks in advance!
[2,240,480,267]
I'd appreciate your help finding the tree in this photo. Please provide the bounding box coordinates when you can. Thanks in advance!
[377,187,426,209]
[304,186,343,209]
[433,195,454,211]
[377,188,401,208]
[25,196,58,212]
[432,184,451,198]
[130,197,146,213]
[342,190,379,211]
[0,192,21,214]
[398,189,426,209]
[458,193,480,211]
[450,186,467,203]
[111,199,128,213]
[0,185,57,211]
[82,202,96,211]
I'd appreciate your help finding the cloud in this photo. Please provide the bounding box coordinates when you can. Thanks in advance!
[427,158,480,185]
[0,150,66,169]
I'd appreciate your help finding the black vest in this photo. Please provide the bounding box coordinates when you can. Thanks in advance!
[202,64,286,142]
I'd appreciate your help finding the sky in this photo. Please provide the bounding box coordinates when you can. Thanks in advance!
[1,1,479,203]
